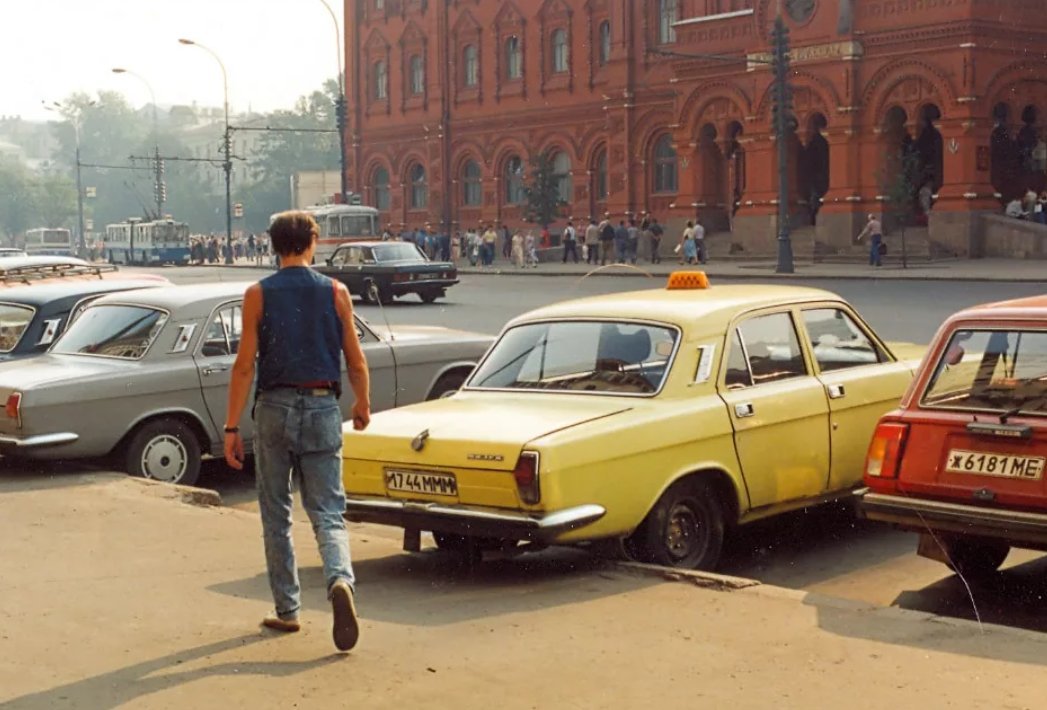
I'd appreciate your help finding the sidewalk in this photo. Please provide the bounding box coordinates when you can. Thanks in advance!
[457,256,1047,282]
[2,472,1045,709]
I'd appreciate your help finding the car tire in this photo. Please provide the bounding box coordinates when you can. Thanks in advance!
[639,478,725,570]
[361,280,379,305]
[124,418,202,487]
[419,289,441,304]
[427,371,467,400]
[946,537,1010,579]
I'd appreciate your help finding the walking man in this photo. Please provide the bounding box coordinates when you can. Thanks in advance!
[649,217,664,263]
[856,213,884,267]
[585,218,600,264]
[693,218,707,265]
[626,219,640,264]
[598,217,615,265]
[224,210,371,652]
[614,220,628,263]
[561,220,579,263]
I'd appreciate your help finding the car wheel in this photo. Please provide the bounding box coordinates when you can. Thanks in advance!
[362,280,379,305]
[419,289,440,304]
[427,371,467,400]
[124,418,202,487]
[639,478,725,570]
[946,537,1010,579]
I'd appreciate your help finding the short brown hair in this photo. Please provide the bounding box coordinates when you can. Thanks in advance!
[269,211,318,256]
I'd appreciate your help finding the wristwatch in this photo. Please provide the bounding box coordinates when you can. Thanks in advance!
[224,426,239,434]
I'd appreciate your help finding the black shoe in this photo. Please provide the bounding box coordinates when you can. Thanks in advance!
[330,580,360,652]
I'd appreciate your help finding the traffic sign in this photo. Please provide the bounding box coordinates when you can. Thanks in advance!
[233,203,244,218]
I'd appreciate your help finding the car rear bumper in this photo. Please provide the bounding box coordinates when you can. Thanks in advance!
[0,432,79,450]
[344,496,606,542]
[857,488,1047,544]
[390,278,459,294]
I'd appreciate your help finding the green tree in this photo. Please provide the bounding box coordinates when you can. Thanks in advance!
[0,162,36,244]
[879,145,920,269]
[522,153,566,228]
[30,171,77,228]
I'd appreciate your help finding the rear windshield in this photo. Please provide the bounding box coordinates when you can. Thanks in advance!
[922,329,1047,416]
[52,304,168,360]
[0,303,35,353]
[374,243,426,262]
[469,320,679,395]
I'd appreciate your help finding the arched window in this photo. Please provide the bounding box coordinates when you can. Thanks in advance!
[652,134,678,193]
[409,55,424,95]
[598,21,611,66]
[593,147,608,201]
[658,0,678,44]
[551,29,569,74]
[463,45,478,88]
[409,163,427,209]
[552,151,572,203]
[463,160,482,206]
[372,166,390,210]
[504,155,525,204]
[373,60,388,100]
[505,36,522,80]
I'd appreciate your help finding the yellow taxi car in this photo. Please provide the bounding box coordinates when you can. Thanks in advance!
[342,273,924,569]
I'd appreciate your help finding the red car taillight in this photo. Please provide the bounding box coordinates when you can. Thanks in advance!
[513,452,541,504]
[865,422,909,480]
[5,392,21,422]
[392,273,411,282]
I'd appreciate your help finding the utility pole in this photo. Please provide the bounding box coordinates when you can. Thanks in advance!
[317,0,348,202]
[74,127,86,257]
[771,14,795,274]
[153,147,166,218]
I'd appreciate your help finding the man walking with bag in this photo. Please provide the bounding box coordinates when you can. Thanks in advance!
[561,220,579,263]
[856,213,884,267]
[224,210,371,653]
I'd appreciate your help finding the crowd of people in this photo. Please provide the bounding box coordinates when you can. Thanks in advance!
[1003,188,1047,224]
[382,212,711,269]
[189,233,271,265]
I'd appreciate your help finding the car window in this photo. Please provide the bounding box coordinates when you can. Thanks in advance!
[200,304,243,357]
[470,320,678,395]
[327,216,341,237]
[723,329,753,390]
[923,329,1047,415]
[0,303,34,353]
[801,308,884,372]
[52,305,168,360]
[737,312,807,385]
[374,243,426,262]
[361,247,376,264]
[330,248,350,266]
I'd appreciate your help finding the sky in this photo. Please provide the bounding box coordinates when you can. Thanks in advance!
[2,0,345,121]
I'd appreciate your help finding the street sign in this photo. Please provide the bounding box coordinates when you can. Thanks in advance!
[233,203,244,218]
[85,187,97,198]
[85,219,94,230]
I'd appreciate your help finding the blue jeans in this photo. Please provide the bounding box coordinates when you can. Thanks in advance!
[254,389,354,619]
[869,234,883,266]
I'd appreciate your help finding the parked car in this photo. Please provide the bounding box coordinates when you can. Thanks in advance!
[0,279,169,361]
[0,256,166,289]
[858,295,1047,578]
[0,281,493,486]
[314,241,459,305]
[340,272,925,570]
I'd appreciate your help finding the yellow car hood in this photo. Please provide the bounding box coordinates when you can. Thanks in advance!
[343,394,633,471]
[886,341,926,365]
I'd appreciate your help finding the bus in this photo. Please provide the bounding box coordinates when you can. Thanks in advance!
[24,228,74,256]
[104,219,191,265]
[271,203,379,263]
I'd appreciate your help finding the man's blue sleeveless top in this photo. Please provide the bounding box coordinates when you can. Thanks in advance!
[257,267,343,394]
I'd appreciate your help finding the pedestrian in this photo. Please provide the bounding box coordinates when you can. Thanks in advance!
[693,218,707,265]
[585,218,600,265]
[223,210,370,652]
[1037,192,1047,225]
[467,228,480,266]
[598,217,615,265]
[501,224,512,261]
[614,220,628,263]
[626,219,639,264]
[856,213,884,267]
[524,231,539,268]
[562,220,579,263]
[482,224,498,266]
[511,229,525,268]
[451,231,462,264]
[680,221,697,265]
[649,217,664,263]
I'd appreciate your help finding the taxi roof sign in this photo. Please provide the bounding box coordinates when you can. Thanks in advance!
[667,271,710,290]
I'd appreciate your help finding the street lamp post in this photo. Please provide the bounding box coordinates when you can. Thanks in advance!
[111,68,165,219]
[44,100,93,258]
[771,15,795,274]
[317,0,348,203]
[178,38,234,264]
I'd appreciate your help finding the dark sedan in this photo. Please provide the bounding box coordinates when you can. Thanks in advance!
[316,241,458,305]
[0,279,166,361]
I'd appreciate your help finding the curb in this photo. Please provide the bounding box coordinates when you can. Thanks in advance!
[127,477,224,507]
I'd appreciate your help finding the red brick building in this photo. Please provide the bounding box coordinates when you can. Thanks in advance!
[345,0,1047,258]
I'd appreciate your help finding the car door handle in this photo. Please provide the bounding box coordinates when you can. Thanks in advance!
[827,384,846,399]
[734,402,755,418]
[202,364,230,376]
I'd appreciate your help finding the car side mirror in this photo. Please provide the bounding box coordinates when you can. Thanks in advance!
[326,258,333,266]
[945,345,965,366]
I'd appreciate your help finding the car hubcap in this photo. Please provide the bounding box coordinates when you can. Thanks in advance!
[665,502,702,563]
[141,435,188,483]
[367,284,379,301]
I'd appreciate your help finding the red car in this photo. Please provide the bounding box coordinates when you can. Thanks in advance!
[858,296,1047,578]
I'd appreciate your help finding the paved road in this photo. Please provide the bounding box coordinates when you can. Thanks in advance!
[130,265,1047,632]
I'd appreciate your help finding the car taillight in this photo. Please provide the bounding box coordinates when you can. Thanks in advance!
[513,452,541,504]
[393,273,410,282]
[5,392,21,421]
[865,422,909,479]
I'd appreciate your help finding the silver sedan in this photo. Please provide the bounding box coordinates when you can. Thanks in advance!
[0,281,493,486]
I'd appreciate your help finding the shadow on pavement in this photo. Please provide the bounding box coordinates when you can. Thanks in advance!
[0,634,344,710]
[209,547,656,628]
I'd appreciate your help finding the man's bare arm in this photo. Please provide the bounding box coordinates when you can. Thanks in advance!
[334,282,371,430]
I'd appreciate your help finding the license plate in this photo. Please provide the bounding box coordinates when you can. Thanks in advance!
[384,469,458,496]
[417,273,437,280]
[945,449,1046,480]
